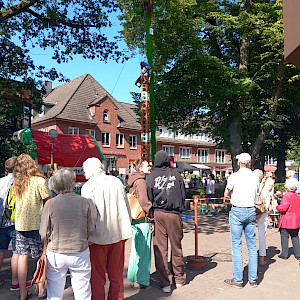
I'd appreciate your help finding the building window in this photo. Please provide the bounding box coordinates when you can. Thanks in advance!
[43,128,48,132]
[86,129,95,137]
[129,135,137,149]
[101,132,110,147]
[116,133,124,148]
[103,110,109,122]
[68,127,79,135]
[179,147,191,159]
[162,146,174,156]
[215,150,226,163]
[198,149,208,163]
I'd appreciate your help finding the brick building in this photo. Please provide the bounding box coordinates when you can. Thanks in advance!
[32,74,232,176]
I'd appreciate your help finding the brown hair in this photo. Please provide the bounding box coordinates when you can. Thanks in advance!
[12,153,45,198]
[133,158,146,172]
[5,156,17,173]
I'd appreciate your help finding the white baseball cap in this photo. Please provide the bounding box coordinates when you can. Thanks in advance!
[236,153,251,164]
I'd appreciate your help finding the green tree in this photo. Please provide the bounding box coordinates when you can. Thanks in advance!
[0,0,124,172]
[119,0,300,171]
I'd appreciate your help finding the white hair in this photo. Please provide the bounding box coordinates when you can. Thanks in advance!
[83,157,105,179]
[285,178,298,192]
[286,170,295,179]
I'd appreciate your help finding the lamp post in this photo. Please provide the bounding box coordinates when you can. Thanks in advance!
[48,129,58,171]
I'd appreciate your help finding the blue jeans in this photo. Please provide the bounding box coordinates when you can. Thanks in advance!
[229,207,257,284]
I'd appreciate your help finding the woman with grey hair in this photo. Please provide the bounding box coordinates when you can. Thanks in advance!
[276,178,300,260]
[40,168,97,300]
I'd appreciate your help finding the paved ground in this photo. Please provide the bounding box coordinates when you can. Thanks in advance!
[1,211,299,299]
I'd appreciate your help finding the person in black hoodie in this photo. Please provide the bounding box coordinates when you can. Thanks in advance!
[147,150,186,293]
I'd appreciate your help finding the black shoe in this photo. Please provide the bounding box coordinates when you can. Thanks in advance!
[278,254,289,259]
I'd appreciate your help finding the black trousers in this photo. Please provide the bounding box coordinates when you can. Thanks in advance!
[279,228,300,258]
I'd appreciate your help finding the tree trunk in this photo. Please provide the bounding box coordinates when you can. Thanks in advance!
[229,112,243,172]
[275,150,286,183]
[250,58,285,159]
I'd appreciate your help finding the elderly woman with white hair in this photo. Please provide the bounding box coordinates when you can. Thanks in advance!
[276,178,300,260]
[40,168,97,300]
[81,157,132,300]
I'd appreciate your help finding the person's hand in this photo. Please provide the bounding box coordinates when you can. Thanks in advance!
[150,223,155,234]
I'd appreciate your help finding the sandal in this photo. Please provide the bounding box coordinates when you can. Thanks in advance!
[259,261,268,266]
[38,292,47,299]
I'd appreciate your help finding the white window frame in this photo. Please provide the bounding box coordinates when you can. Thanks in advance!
[116,133,124,148]
[179,147,191,159]
[103,110,109,122]
[85,129,95,137]
[198,148,209,163]
[68,127,79,135]
[162,145,174,157]
[129,135,137,149]
[101,132,110,147]
[215,150,226,164]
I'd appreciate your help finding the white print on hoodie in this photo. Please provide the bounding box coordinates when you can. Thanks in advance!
[154,175,176,190]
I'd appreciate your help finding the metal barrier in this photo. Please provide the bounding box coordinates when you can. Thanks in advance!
[184,197,231,214]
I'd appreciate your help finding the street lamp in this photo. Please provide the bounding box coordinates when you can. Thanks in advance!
[48,129,58,171]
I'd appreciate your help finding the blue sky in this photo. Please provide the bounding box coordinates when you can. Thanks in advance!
[30,12,143,104]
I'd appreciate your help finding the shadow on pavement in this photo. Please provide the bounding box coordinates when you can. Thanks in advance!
[241,246,280,287]
[125,258,217,299]
[181,210,230,235]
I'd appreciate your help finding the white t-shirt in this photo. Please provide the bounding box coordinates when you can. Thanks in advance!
[226,168,259,207]
[206,179,215,194]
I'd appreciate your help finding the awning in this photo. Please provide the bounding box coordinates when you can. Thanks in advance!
[176,162,198,172]
[190,163,210,170]
[264,165,276,172]
[220,166,233,171]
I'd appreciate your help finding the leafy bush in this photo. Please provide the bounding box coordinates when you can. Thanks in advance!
[186,188,206,199]
[274,183,285,193]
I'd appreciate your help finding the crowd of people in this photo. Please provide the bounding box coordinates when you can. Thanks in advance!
[0,150,300,298]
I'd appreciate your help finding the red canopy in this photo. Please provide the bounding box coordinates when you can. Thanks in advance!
[264,165,277,172]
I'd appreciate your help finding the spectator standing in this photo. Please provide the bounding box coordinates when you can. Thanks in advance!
[253,170,274,266]
[127,159,153,289]
[0,157,29,290]
[40,168,97,300]
[206,174,216,214]
[12,154,51,300]
[224,153,259,288]
[147,150,186,293]
[276,178,300,261]
[286,170,300,195]
[81,158,132,300]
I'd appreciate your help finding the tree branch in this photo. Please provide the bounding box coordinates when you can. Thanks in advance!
[0,0,38,23]
[27,8,98,29]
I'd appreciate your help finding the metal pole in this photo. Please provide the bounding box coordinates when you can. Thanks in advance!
[145,12,157,160]
[51,139,54,171]
[194,198,199,258]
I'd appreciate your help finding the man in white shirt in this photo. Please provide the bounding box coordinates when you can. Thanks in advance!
[223,153,259,289]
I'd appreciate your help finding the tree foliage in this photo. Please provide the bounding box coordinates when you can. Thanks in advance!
[119,0,300,171]
[0,0,124,172]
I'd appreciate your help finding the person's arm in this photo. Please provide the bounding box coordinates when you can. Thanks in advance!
[179,176,186,206]
[224,188,232,201]
[87,198,98,236]
[276,195,291,213]
[39,201,49,241]
[147,176,154,204]
[136,180,152,215]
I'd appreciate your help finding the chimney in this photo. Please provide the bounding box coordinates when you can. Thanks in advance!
[44,81,52,97]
